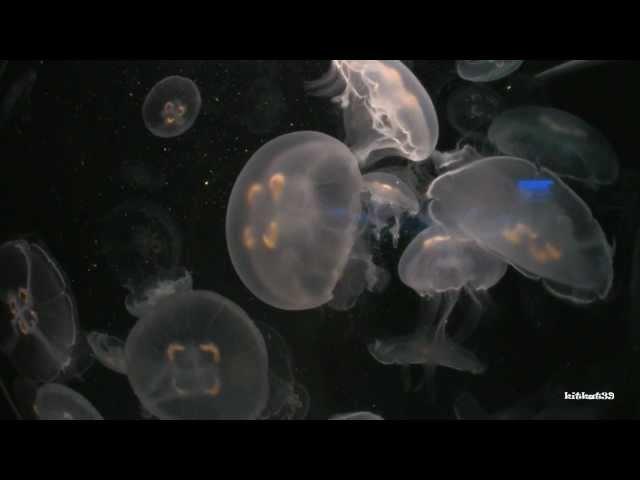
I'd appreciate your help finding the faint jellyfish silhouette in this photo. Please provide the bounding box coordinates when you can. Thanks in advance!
[0,240,79,382]
[454,392,535,420]
[446,83,505,135]
[125,266,192,319]
[142,76,201,138]
[87,331,127,374]
[96,200,183,293]
[34,383,103,420]
[56,330,95,383]
[226,131,364,310]
[427,155,614,303]
[125,290,269,419]
[241,77,288,136]
[488,106,619,187]
[456,60,524,83]
[255,321,309,420]
[120,159,167,192]
[306,60,439,168]
[363,172,420,248]
[13,377,38,419]
[330,411,383,420]
[0,68,36,128]
[455,131,498,157]
[430,144,483,175]
[534,60,614,83]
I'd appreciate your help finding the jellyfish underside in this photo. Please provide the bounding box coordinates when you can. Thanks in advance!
[35,383,103,420]
[87,331,127,374]
[426,156,614,303]
[306,60,439,168]
[226,131,364,311]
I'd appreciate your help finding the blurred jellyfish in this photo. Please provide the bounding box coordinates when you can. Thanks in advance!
[256,321,309,420]
[427,156,614,303]
[0,240,79,382]
[125,290,269,419]
[87,331,127,374]
[142,76,201,138]
[120,159,167,192]
[455,131,498,157]
[488,106,619,186]
[330,411,383,420]
[0,68,36,128]
[446,83,504,135]
[456,60,523,83]
[363,172,420,248]
[96,201,183,292]
[430,144,483,175]
[125,266,192,319]
[34,383,103,420]
[240,77,288,136]
[329,251,390,312]
[534,60,613,83]
[306,60,439,167]
[226,131,364,311]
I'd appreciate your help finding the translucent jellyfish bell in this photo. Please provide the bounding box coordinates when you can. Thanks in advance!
[142,76,201,138]
[125,290,269,420]
[363,172,420,248]
[456,60,524,83]
[427,156,614,303]
[125,267,193,319]
[329,411,383,420]
[0,240,78,382]
[87,331,127,374]
[306,60,439,167]
[34,383,103,420]
[446,83,505,135]
[488,106,620,186]
[226,131,364,311]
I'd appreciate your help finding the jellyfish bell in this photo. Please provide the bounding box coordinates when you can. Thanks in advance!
[430,144,484,175]
[329,411,383,420]
[306,60,439,168]
[0,240,79,382]
[456,60,524,83]
[125,290,269,420]
[125,266,193,319]
[87,331,127,374]
[34,383,103,420]
[488,106,620,187]
[427,155,614,303]
[142,75,201,138]
[226,131,364,311]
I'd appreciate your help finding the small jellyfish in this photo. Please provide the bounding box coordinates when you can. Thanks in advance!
[456,60,524,83]
[329,411,383,420]
[0,240,79,382]
[363,172,420,248]
[446,83,505,135]
[96,200,183,292]
[306,60,439,167]
[427,156,614,303]
[125,290,269,420]
[488,106,620,186]
[87,331,127,374]
[34,383,103,420]
[142,75,201,138]
[226,131,364,311]
[125,266,193,319]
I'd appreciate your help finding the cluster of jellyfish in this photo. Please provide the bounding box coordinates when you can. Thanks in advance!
[0,59,619,419]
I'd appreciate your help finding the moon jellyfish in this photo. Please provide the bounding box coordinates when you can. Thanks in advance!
[427,156,614,303]
[226,131,363,311]
[488,106,619,186]
[97,201,183,292]
[34,383,103,420]
[87,331,127,374]
[456,60,524,83]
[125,290,269,420]
[256,321,309,420]
[330,411,383,420]
[446,83,504,135]
[306,60,439,167]
[0,240,78,382]
[363,172,420,248]
[142,76,201,138]
[125,267,193,319]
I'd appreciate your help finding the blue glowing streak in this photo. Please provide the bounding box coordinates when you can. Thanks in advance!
[518,179,553,199]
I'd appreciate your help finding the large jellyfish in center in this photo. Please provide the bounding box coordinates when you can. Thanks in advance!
[226,131,364,311]
[427,155,614,303]
[306,60,439,168]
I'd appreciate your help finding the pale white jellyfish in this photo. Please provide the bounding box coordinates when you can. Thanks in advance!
[125,266,193,319]
[488,106,619,186]
[427,156,614,303]
[306,60,439,168]
[34,383,103,420]
[456,60,524,83]
[87,331,127,374]
[363,172,420,248]
[330,411,383,420]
